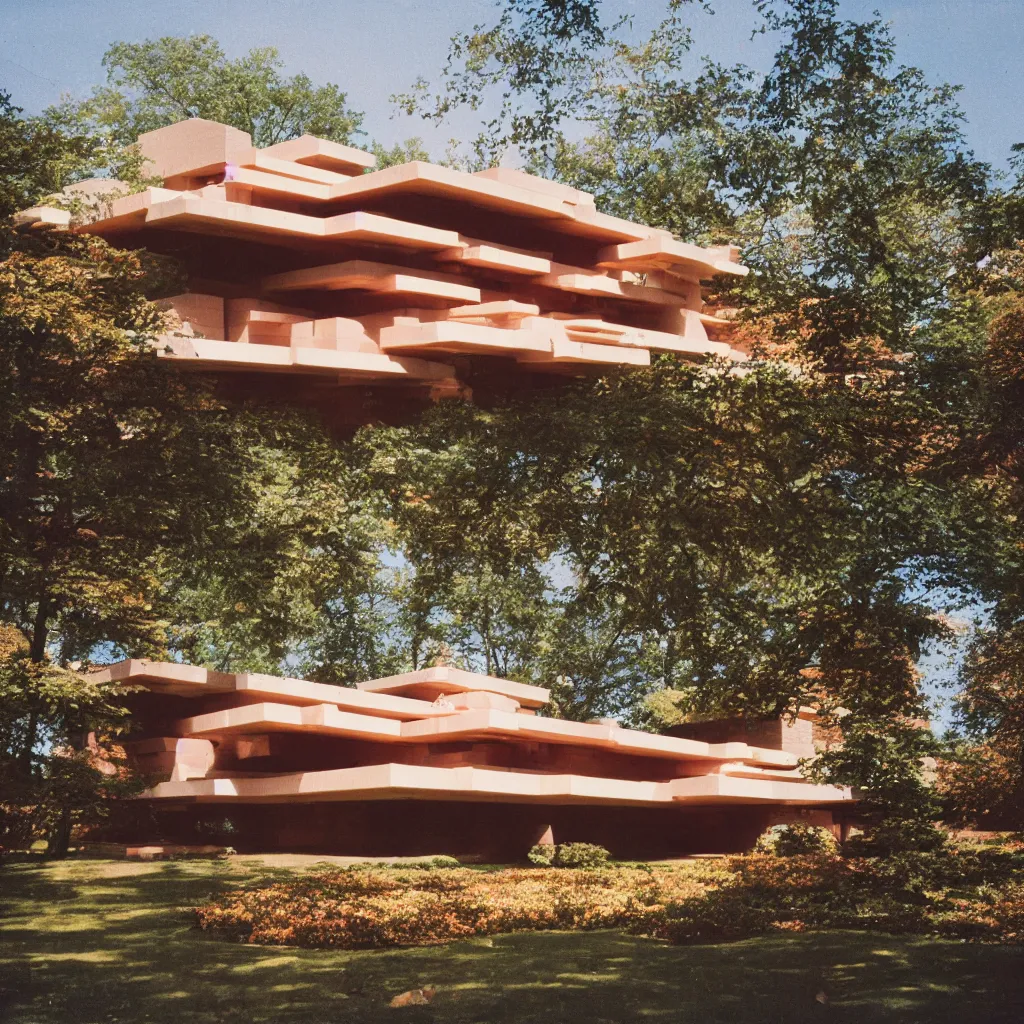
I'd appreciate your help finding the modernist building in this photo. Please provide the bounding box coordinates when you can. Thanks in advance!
[90,659,853,858]
[20,119,853,854]
[18,117,748,420]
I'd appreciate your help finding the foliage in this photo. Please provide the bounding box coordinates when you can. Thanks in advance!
[754,823,838,856]
[359,354,952,745]
[527,842,610,867]
[552,842,611,868]
[370,138,431,169]
[22,857,1024,1024]
[195,862,722,948]
[650,846,1024,945]
[937,742,1024,831]
[0,94,102,218]
[427,855,463,869]
[393,0,615,169]
[194,842,1024,950]
[844,817,951,857]
[941,244,1024,828]
[0,223,372,670]
[0,635,143,853]
[527,843,556,866]
[806,718,942,825]
[43,35,364,180]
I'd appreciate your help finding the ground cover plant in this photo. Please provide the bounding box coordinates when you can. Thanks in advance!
[194,838,1024,951]
[194,862,727,949]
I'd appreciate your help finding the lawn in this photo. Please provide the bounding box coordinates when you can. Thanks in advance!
[2,856,1024,1023]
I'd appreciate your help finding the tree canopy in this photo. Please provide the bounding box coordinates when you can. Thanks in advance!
[40,35,363,182]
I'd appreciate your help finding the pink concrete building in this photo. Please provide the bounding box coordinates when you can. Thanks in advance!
[20,120,854,855]
[18,118,748,417]
[91,659,854,858]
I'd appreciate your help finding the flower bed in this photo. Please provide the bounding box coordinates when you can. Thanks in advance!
[194,863,725,948]
[194,847,1024,950]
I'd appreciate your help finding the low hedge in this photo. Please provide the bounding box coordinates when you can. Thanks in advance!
[194,844,1024,950]
[194,863,722,948]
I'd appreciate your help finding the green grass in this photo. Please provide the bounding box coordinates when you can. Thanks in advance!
[3,856,1024,1023]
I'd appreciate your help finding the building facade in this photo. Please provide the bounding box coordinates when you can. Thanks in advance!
[21,119,855,855]
[18,117,748,421]
[92,659,854,858]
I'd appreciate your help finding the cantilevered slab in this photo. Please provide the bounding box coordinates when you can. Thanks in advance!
[356,666,551,709]
[536,264,694,307]
[263,260,481,304]
[545,315,736,360]
[473,167,595,208]
[145,194,326,239]
[143,762,850,807]
[326,162,576,219]
[89,659,236,696]
[322,162,669,244]
[154,336,457,385]
[446,301,541,324]
[239,152,352,185]
[668,774,852,805]
[90,660,461,720]
[517,336,651,367]
[177,702,404,741]
[379,321,551,356]
[261,134,376,175]
[129,195,467,254]
[436,241,551,276]
[321,212,463,250]
[172,700,798,769]
[230,167,333,201]
[596,237,748,278]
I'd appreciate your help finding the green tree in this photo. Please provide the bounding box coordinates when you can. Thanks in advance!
[0,106,380,850]
[382,0,1009,825]
[0,93,99,217]
[44,35,364,179]
[941,243,1024,828]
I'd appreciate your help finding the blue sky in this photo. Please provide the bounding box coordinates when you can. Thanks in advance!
[1,0,1022,171]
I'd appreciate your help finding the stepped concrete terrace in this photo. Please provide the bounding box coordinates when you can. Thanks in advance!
[91,659,855,858]
[17,118,749,420]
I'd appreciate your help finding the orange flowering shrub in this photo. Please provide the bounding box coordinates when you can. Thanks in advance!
[195,864,722,948]
[194,846,1024,949]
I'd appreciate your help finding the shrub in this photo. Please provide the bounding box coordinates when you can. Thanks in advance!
[195,863,713,948]
[194,840,1024,950]
[527,843,555,866]
[552,843,610,868]
[843,817,950,857]
[527,842,611,867]
[754,823,839,856]
[430,855,461,869]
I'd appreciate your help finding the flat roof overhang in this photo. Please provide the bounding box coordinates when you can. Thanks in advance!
[141,762,854,809]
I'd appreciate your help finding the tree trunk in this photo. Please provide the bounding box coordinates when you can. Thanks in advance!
[17,600,52,772]
[46,805,73,859]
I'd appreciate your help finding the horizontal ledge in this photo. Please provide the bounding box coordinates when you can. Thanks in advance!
[174,702,798,769]
[141,762,852,807]
[153,336,456,382]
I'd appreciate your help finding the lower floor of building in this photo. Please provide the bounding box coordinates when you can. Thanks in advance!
[107,799,854,860]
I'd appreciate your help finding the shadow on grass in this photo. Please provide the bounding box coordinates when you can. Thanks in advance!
[2,857,1024,1023]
